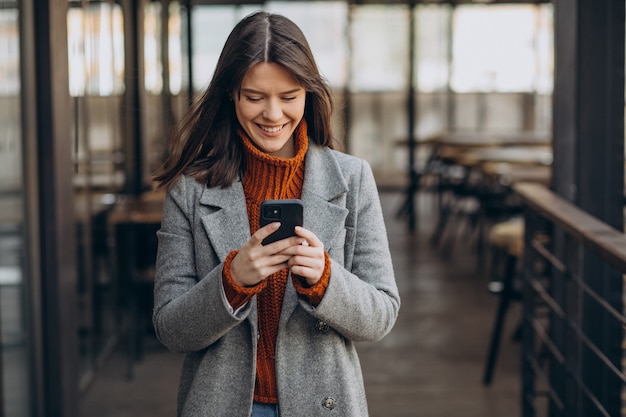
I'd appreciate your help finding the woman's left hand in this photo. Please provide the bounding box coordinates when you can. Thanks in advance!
[283,226,325,286]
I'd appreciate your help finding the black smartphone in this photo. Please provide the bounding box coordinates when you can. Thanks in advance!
[259,199,304,245]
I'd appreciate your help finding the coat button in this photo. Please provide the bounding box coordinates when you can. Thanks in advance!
[316,321,329,333]
[322,396,336,410]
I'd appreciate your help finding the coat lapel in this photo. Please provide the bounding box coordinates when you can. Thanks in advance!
[280,145,349,325]
[301,144,350,244]
[198,180,250,262]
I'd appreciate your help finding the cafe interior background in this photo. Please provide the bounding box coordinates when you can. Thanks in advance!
[1,0,625,416]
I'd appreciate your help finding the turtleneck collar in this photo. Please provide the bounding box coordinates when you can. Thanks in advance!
[238,120,309,202]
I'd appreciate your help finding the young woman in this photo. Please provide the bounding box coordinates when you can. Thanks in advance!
[153,11,400,417]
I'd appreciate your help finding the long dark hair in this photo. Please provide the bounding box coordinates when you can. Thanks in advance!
[154,11,334,190]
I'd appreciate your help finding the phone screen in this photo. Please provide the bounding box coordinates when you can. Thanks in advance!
[259,199,303,245]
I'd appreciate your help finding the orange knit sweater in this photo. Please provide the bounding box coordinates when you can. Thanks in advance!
[221,120,331,404]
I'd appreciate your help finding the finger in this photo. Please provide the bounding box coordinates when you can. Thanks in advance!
[263,236,307,256]
[252,222,281,245]
[260,260,291,277]
[277,240,316,257]
[290,263,323,284]
[294,226,323,248]
[287,244,324,267]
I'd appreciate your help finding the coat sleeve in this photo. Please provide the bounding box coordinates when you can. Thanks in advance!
[301,159,400,342]
[152,177,252,353]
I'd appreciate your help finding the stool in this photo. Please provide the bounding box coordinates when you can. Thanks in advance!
[482,218,524,386]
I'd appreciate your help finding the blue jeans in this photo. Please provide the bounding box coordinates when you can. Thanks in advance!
[251,402,278,417]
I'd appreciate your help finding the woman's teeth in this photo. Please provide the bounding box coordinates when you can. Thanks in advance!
[261,125,283,133]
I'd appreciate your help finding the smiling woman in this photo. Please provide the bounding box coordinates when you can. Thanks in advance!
[151,10,399,417]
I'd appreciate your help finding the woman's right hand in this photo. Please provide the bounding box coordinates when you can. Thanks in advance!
[229,222,306,287]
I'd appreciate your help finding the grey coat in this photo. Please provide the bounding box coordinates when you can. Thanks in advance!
[153,143,400,417]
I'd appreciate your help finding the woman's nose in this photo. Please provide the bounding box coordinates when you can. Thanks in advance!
[262,99,282,121]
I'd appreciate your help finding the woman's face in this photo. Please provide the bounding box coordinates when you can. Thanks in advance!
[234,62,306,158]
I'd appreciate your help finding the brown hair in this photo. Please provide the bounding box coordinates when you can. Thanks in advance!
[153,11,334,190]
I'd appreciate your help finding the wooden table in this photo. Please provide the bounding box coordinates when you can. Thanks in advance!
[399,131,552,232]
[456,146,553,168]
[481,162,552,187]
[438,132,551,148]
[432,132,552,168]
[107,191,164,226]
[428,140,553,259]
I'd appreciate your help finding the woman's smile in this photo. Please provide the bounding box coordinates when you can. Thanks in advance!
[259,123,287,134]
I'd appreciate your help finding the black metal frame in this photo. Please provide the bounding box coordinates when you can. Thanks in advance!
[19,0,80,416]
[517,183,626,417]
[531,1,626,413]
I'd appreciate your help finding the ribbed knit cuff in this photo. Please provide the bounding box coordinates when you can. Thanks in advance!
[222,250,266,309]
[292,252,331,307]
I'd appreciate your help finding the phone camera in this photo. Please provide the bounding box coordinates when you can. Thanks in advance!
[263,206,281,219]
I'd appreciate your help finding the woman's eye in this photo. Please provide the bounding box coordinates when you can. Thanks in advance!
[282,96,296,101]
[246,96,262,102]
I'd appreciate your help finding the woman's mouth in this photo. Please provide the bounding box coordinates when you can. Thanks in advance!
[259,124,286,133]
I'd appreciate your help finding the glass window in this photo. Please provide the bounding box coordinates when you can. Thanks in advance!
[67,3,125,97]
[534,4,554,95]
[415,4,451,93]
[414,4,452,138]
[144,2,163,94]
[189,3,348,91]
[0,6,33,415]
[144,1,189,96]
[168,2,186,95]
[191,5,257,91]
[266,1,348,89]
[349,4,409,92]
[67,3,126,385]
[451,4,552,93]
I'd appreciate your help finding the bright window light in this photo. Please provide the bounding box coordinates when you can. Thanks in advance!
[266,1,348,89]
[451,4,551,93]
[349,5,409,92]
[67,4,125,97]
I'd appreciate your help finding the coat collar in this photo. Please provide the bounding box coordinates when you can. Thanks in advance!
[198,143,349,262]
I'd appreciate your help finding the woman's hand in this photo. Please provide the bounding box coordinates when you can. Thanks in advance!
[284,226,325,286]
[229,222,306,287]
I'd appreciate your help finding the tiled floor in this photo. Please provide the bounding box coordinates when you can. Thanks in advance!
[78,191,522,417]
